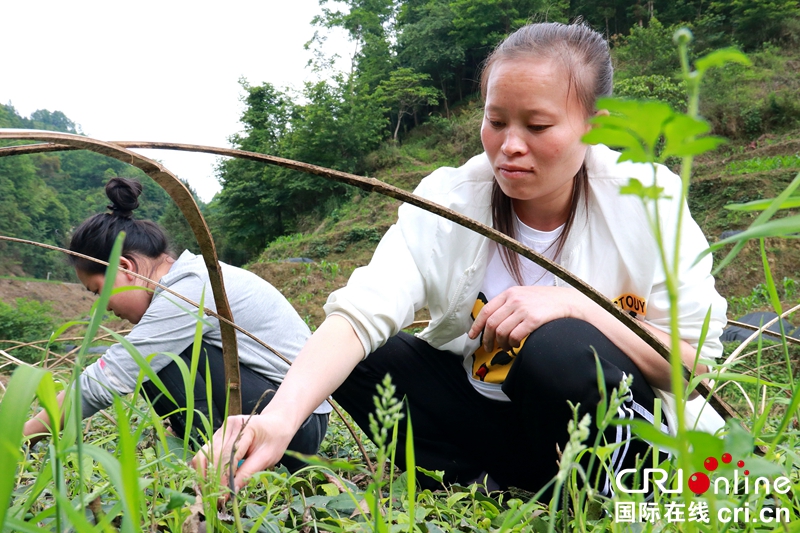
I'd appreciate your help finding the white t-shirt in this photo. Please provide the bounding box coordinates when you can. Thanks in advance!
[467,216,564,401]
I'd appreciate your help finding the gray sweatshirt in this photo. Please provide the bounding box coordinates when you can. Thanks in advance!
[79,251,331,417]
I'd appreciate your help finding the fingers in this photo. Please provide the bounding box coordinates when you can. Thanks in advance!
[191,414,284,497]
[482,305,517,352]
[471,288,541,352]
[232,447,273,492]
[468,293,507,346]
[191,416,249,487]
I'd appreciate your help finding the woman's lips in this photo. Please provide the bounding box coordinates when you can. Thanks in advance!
[498,166,534,179]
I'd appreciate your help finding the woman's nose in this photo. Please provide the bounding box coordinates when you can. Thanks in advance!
[502,128,528,156]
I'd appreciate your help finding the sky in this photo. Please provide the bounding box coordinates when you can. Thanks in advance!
[2,0,352,202]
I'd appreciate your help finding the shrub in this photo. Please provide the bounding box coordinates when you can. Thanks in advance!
[613,75,688,111]
[0,298,56,363]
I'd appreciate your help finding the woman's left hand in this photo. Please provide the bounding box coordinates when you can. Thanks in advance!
[468,286,586,352]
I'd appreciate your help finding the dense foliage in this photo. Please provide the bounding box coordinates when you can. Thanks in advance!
[213,0,800,262]
[0,104,200,278]
[0,297,56,363]
[3,1,799,267]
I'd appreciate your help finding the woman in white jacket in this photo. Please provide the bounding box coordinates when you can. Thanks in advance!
[196,22,727,495]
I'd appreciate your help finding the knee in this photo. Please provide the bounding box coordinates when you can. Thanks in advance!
[516,318,598,375]
[503,318,605,402]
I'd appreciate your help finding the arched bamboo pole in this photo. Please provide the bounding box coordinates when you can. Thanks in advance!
[0,135,738,421]
[0,131,242,415]
[0,234,376,472]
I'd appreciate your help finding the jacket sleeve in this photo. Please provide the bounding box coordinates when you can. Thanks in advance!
[324,179,450,355]
[644,170,728,364]
[324,199,430,357]
[79,276,215,418]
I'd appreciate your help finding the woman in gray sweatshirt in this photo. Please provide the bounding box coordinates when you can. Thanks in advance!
[23,177,329,470]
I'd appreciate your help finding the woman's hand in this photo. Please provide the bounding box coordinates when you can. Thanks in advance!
[192,315,366,495]
[192,410,296,494]
[468,286,584,351]
[467,285,706,393]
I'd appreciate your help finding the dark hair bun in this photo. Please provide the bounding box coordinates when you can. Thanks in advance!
[105,177,143,218]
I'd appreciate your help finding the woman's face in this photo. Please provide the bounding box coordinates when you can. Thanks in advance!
[480,57,592,227]
[76,258,152,324]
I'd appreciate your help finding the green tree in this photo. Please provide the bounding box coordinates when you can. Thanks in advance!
[613,17,682,78]
[709,0,800,50]
[397,0,464,115]
[216,74,386,263]
[159,182,202,255]
[29,110,79,134]
[0,104,175,278]
[314,0,400,90]
[374,68,441,139]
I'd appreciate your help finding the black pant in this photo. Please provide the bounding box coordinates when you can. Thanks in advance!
[141,342,328,472]
[333,318,666,494]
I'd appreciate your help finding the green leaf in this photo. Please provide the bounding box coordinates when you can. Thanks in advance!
[282,451,359,471]
[662,136,726,159]
[416,466,444,483]
[704,170,800,272]
[581,128,640,151]
[711,214,800,246]
[724,197,800,212]
[695,47,751,74]
[723,420,755,459]
[163,488,196,511]
[113,395,141,532]
[596,98,674,151]
[18,457,54,520]
[661,114,722,159]
[405,407,416,533]
[614,143,651,164]
[620,178,668,201]
[4,516,52,533]
[625,419,681,451]
[664,113,711,138]
[760,239,784,316]
[74,443,137,533]
[0,365,47,530]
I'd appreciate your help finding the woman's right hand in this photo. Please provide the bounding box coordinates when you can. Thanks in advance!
[192,315,366,495]
[191,409,296,494]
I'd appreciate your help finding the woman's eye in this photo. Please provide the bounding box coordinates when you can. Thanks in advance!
[528,125,551,132]
[487,120,504,128]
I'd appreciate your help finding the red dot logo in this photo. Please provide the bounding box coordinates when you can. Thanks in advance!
[704,457,718,471]
[721,453,732,464]
[688,472,710,495]
[737,460,745,468]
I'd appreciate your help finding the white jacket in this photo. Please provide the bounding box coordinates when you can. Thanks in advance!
[325,144,728,434]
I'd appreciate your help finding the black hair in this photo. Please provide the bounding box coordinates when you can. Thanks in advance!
[69,177,171,274]
[480,21,613,284]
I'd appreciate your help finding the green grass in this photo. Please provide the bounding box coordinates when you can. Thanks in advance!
[725,155,800,175]
[0,276,63,283]
[4,36,800,533]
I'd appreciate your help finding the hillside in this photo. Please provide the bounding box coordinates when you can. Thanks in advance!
[245,123,800,329]
[0,104,202,280]
[1,124,797,332]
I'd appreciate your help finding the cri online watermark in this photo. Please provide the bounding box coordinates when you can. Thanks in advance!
[613,453,792,525]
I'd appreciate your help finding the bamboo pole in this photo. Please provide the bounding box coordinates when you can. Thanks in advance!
[0,136,739,421]
[0,132,242,415]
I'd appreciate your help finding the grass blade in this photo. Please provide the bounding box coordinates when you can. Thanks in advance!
[405,407,416,533]
[0,365,47,530]
[112,394,142,531]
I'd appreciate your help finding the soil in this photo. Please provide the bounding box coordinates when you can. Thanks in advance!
[0,278,96,322]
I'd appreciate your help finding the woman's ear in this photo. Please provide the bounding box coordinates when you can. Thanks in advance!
[118,256,137,281]
[588,108,610,131]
